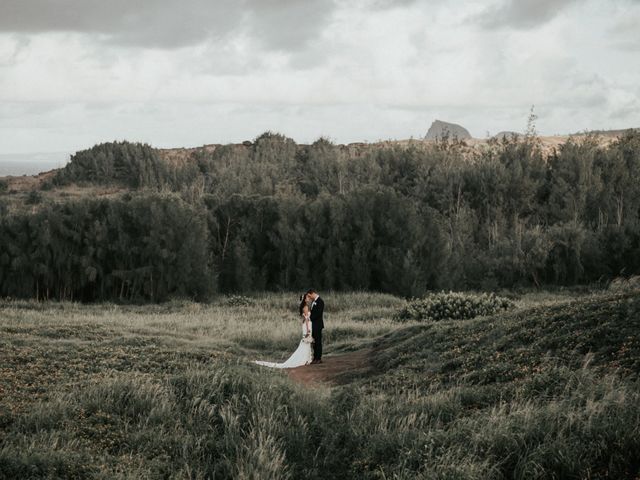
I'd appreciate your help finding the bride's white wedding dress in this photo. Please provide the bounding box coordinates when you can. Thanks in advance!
[255,315,313,369]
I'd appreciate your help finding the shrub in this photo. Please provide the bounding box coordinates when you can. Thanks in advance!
[25,190,42,205]
[394,291,514,321]
[222,294,255,307]
[609,275,640,293]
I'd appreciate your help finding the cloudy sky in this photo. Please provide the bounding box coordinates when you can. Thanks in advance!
[1,0,639,160]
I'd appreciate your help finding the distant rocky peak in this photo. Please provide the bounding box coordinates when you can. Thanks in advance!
[425,120,472,141]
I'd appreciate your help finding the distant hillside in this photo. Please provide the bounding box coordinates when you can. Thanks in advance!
[0,130,633,190]
[493,131,521,140]
[576,127,639,137]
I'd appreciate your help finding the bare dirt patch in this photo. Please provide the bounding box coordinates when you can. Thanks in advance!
[286,349,373,387]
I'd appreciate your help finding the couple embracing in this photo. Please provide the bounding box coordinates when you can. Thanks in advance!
[255,289,324,369]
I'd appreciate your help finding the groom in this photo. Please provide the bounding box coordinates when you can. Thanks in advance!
[307,289,324,364]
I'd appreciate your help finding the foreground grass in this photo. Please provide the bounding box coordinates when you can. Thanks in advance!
[1,290,639,478]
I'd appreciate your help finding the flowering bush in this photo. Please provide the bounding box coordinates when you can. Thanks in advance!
[222,295,255,307]
[609,276,640,293]
[395,291,514,322]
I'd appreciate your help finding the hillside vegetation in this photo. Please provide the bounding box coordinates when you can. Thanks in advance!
[1,130,640,301]
[1,289,639,478]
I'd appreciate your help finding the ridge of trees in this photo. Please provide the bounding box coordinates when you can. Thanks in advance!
[1,130,639,301]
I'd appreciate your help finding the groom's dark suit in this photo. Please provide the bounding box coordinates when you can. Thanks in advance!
[310,296,324,361]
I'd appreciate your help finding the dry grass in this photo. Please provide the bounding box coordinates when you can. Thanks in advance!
[2,289,638,479]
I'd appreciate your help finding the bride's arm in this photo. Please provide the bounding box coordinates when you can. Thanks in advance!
[305,312,311,335]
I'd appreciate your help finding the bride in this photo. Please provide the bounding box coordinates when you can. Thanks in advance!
[255,293,314,368]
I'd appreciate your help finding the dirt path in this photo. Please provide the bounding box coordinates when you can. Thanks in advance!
[286,349,373,387]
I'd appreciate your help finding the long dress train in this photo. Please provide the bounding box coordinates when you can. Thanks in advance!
[255,318,313,369]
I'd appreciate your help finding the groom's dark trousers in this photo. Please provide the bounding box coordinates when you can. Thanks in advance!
[312,327,322,360]
[310,296,324,360]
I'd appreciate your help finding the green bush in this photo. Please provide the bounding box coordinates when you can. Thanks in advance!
[25,190,42,205]
[609,275,640,293]
[222,294,256,307]
[395,291,514,321]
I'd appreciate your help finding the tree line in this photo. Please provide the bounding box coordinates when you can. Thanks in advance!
[1,130,639,301]
[0,195,211,302]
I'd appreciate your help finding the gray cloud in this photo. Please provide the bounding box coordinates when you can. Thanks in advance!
[610,101,640,120]
[246,0,333,52]
[476,0,581,29]
[365,0,419,9]
[1,0,639,157]
[0,35,30,67]
[0,0,335,50]
[608,11,640,51]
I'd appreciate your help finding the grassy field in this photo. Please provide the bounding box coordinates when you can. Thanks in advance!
[1,289,639,479]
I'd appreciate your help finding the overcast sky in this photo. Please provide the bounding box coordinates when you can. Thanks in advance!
[1,0,639,157]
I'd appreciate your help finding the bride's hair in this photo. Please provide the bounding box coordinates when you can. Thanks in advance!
[299,294,307,316]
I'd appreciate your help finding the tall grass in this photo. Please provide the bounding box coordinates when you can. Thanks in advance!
[3,362,637,479]
[1,289,639,478]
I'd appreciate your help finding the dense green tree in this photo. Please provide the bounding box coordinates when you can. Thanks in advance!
[54,141,173,189]
[0,194,212,301]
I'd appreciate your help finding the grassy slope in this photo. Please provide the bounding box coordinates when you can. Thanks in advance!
[0,290,639,479]
[369,290,640,391]
[353,290,640,478]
